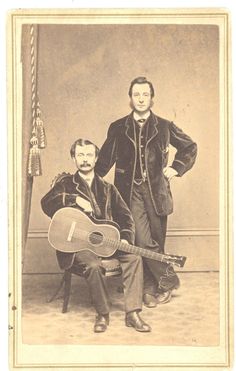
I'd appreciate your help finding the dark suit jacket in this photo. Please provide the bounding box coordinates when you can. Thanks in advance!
[41,172,135,269]
[95,111,197,216]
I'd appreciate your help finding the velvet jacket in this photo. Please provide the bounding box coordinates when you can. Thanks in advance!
[41,172,135,270]
[95,111,197,216]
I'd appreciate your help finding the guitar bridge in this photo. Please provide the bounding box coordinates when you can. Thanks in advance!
[67,221,76,242]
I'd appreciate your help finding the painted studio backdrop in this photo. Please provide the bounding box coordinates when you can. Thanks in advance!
[23,24,219,274]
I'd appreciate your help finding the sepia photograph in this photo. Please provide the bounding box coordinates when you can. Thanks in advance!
[8,8,232,370]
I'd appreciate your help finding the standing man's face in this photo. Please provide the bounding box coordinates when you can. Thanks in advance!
[130,83,153,114]
[73,144,97,174]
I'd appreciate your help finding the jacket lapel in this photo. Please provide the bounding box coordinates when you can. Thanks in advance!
[72,171,91,201]
[125,111,159,147]
[92,175,109,219]
[146,112,159,147]
[124,113,136,147]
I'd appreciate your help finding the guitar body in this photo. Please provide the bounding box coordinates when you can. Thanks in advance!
[49,207,120,257]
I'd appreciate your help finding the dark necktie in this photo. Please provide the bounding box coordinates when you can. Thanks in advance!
[137,118,146,124]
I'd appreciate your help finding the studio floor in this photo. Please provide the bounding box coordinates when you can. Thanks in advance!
[22,272,219,346]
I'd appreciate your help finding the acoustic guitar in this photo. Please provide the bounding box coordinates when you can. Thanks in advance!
[48,207,187,268]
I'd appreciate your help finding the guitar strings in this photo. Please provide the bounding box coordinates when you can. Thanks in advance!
[68,225,181,263]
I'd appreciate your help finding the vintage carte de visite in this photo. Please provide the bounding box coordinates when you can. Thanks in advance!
[8,8,232,371]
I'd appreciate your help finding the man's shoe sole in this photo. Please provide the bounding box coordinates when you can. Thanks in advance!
[143,301,157,308]
[143,294,157,308]
[94,324,107,333]
[125,320,151,332]
[156,291,172,304]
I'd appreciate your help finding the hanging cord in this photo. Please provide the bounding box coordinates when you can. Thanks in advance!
[27,24,46,177]
[23,25,47,272]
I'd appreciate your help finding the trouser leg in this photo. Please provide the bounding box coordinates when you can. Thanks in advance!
[74,250,111,315]
[140,183,179,292]
[149,215,167,254]
[116,252,143,313]
[131,182,179,295]
[130,184,158,295]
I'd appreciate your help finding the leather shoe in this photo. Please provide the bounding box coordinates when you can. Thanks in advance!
[156,290,172,304]
[125,311,151,332]
[156,281,180,304]
[94,314,109,333]
[143,293,157,308]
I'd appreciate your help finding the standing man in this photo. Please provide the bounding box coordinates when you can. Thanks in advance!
[95,76,197,308]
[41,138,151,333]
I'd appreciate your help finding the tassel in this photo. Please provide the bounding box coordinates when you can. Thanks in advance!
[36,113,46,149]
[28,136,42,176]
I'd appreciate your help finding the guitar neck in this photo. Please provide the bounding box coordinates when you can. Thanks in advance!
[119,241,164,261]
[116,241,186,268]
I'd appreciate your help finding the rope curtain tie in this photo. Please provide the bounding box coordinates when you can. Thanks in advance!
[27,25,46,177]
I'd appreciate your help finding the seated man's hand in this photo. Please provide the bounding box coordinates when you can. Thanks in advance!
[163,166,178,181]
[76,196,93,213]
[120,239,129,244]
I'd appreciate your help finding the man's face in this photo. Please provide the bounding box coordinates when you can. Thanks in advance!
[73,144,97,174]
[130,83,152,114]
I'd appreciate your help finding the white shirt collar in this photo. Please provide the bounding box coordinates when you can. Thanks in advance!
[133,111,151,123]
[79,171,94,187]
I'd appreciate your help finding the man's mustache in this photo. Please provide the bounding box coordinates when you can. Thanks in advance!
[81,162,91,167]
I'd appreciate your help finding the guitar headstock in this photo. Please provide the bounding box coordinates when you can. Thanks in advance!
[163,254,187,268]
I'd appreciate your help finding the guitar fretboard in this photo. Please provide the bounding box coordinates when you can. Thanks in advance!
[102,237,185,267]
[115,240,165,261]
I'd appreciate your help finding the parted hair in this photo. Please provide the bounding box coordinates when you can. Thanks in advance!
[70,139,99,158]
[128,76,155,98]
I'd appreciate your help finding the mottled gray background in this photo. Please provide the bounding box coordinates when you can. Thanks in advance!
[25,24,219,273]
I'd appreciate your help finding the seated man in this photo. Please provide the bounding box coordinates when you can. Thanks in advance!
[41,138,151,333]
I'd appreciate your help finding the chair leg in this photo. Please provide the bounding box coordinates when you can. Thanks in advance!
[117,284,124,293]
[47,273,66,303]
[62,271,72,313]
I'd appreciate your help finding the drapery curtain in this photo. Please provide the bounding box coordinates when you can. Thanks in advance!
[21,24,42,265]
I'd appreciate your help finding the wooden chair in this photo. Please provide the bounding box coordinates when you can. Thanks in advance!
[47,173,123,313]
[47,257,122,313]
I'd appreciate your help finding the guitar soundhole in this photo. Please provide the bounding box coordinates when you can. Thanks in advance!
[89,231,103,245]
